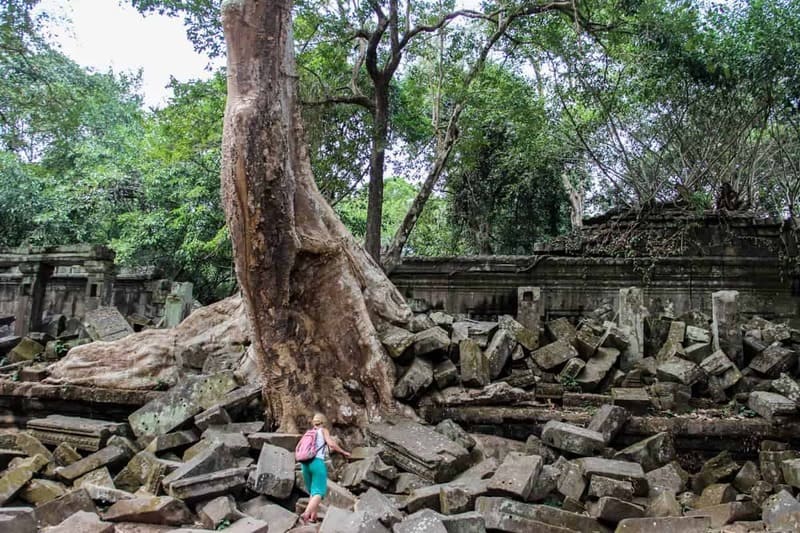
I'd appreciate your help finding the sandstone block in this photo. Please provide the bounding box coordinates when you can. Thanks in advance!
[541,420,605,456]
[248,443,295,498]
[486,452,542,501]
[532,339,577,370]
[587,404,629,444]
[614,432,675,472]
[35,488,97,528]
[393,357,434,401]
[748,391,796,421]
[103,496,193,526]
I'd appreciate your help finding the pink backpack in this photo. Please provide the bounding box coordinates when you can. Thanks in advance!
[295,429,324,463]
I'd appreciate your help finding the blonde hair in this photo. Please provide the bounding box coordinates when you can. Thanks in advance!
[312,413,327,427]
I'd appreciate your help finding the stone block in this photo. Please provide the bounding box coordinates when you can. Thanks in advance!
[434,359,459,389]
[194,405,232,431]
[340,455,396,492]
[0,454,48,504]
[168,467,249,503]
[318,507,390,533]
[712,290,743,367]
[35,488,97,528]
[587,404,629,444]
[144,430,199,453]
[749,344,797,378]
[590,496,645,523]
[410,313,436,333]
[781,458,800,489]
[576,347,620,390]
[413,327,451,357]
[611,388,651,414]
[0,507,35,533]
[588,475,634,500]
[646,462,688,497]
[162,442,240,488]
[657,357,704,386]
[52,442,81,466]
[748,391,796,421]
[686,325,710,344]
[74,467,114,489]
[615,516,711,532]
[708,365,742,391]
[541,420,606,456]
[394,357,434,401]
[575,457,648,496]
[683,342,713,364]
[8,337,44,363]
[695,483,737,508]
[114,450,175,493]
[355,487,403,526]
[20,478,68,505]
[532,339,577,370]
[475,496,611,533]
[378,324,415,358]
[693,451,739,493]
[618,288,645,368]
[393,472,432,494]
[435,420,476,451]
[646,491,681,517]
[614,432,675,472]
[485,328,516,379]
[733,460,760,493]
[45,511,114,533]
[28,415,127,452]
[486,452,542,501]
[761,489,800,530]
[57,445,129,482]
[247,443,294,498]
[459,339,489,388]
[83,306,133,341]
[546,318,577,344]
[82,483,135,504]
[128,372,238,437]
[239,495,298,532]
[557,461,587,500]
[699,350,734,376]
[685,501,759,528]
[246,432,300,452]
[394,510,447,533]
[103,496,192,526]
[575,327,603,359]
[559,357,585,382]
[500,314,539,352]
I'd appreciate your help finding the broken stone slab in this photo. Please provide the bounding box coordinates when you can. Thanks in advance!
[587,404,629,444]
[128,371,239,437]
[646,491,681,518]
[657,356,704,386]
[452,320,497,348]
[196,495,244,530]
[317,506,390,533]
[393,472,432,494]
[354,487,403,527]
[576,346,620,390]
[780,458,800,489]
[686,325,711,344]
[36,488,97,528]
[83,307,134,341]
[772,373,800,406]
[683,342,713,364]
[57,445,129,482]
[0,454,48,504]
[500,314,538,352]
[435,419,476,451]
[532,339,577,371]
[685,501,760,528]
[646,462,688,497]
[749,343,797,378]
[459,339,490,388]
[575,457,648,496]
[27,415,128,452]
[20,478,68,505]
[103,496,193,526]
[114,450,178,493]
[144,430,199,454]
[541,420,606,456]
[761,489,800,530]
[435,382,533,407]
[476,496,611,533]
[172,517,270,533]
[708,364,742,391]
[486,452,542,501]
[618,288,645,367]
[588,475,634,500]
[759,449,798,485]
[732,460,760,493]
[485,328,516,379]
[575,327,603,359]
[239,495,298,532]
[8,337,44,363]
[247,443,295,498]
[378,324,415,359]
[162,442,240,488]
[16,432,53,462]
[74,467,115,489]
[712,290,743,368]
[557,460,587,500]
[167,467,249,503]
[367,419,471,483]
[546,318,577,344]
[615,516,712,532]
[394,510,448,533]
[748,390,796,421]
[45,511,114,533]
[194,405,232,430]
[589,496,645,524]
[614,432,675,472]
[247,432,301,452]
[340,454,397,492]
[611,388,651,414]
[699,350,734,376]
[82,483,136,504]
[692,450,739,493]
[393,357,433,401]
[410,314,437,333]
[434,359,459,389]
[559,357,585,382]
[52,443,81,467]
[413,327,451,357]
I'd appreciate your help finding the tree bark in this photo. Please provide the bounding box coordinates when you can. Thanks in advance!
[561,172,584,230]
[365,85,390,262]
[220,0,411,433]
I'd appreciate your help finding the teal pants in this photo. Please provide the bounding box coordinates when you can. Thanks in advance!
[301,457,328,498]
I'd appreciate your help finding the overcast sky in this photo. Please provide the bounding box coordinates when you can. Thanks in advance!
[36,0,217,108]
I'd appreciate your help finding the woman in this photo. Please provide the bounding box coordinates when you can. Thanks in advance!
[300,412,351,523]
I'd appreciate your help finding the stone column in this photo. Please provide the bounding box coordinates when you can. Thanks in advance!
[83,260,115,312]
[14,262,54,336]
[517,287,541,343]
[618,287,645,370]
[712,290,743,367]
[163,282,194,328]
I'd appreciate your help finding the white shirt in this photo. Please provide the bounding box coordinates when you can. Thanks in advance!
[315,428,327,459]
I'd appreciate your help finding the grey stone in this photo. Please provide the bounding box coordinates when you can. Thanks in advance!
[145,430,199,453]
[749,343,797,378]
[378,324,415,358]
[475,496,611,533]
[355,487,402,526]
[410,314,437,333]
[393,358,434,401]
[74,467,114,489]
[748,391,796,421]
[684,501,760,528]
[546,318,577,344]
[541,420,606,456]
[575,457,648,496]
[193,405,232,430]
[699,350,734,376]
[693,451,739,493]
[394,510,448,533]
[44,511,114,533]
[733,460,760,493]
[760,449,798,484]
[587,404,629,444]
[559,358,585,382]
[772,373,800,405]
[614,432,675,472]
[162,442,240,488]
[459,339,489,388]
[618,288,645,368]
[0,454,47,504]
[128,372,238,437]
[499,314,539,352]
[435,420,476,451]
[239,496,298,533]
[532,339,577,370]
[103,496,193,526]
[590,496,645,523]
[780,458,800,489]
[57,445,129,482]
[575,327,603,359]
[683,342,713,364]
[557,460,587,500]
[646,492,681,518]
[318,507,390,533]
[434,359,459,389]
[198,495,243,530]
[486,452,542,501]
[20,478,68,505]
[712,290,743,367]
[35,488,97,528]
[646,462,688,497]
[485,328,516,379]
[615,516,711,532]
[393,472,432,494]
[28,415,127,452]
[528,464,559,502]
[413,327,451,357]
[247,443,294,498]
[167,467,249,503]
[83,307,134,341]
[588,475,634,500]
[576,346,620,390]
[708,365,742,391]
[686,325,711,344]
[761,489,800,529]
[246,432,301,452]
[1,508,38,533]
[657,357,704,386]
[340,455,396,492]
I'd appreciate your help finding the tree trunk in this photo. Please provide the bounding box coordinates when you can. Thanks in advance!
[220,0,411,433]
[365,85,390,263]
[561,172,584,230]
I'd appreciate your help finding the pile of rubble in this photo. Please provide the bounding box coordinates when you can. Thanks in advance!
[2,371,800,532]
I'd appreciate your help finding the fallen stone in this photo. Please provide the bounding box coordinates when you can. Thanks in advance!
[780,458,800,489]
[144,430,199,454]
[340,454,396,492]
[239,496,297,532]
[459,339,490,388]
[532,339,578,371]
[246,432,300,452]
[695,483,737,507]
[615,516,711,532]
[194,405,232,430]
[655,321,685,361]
[657,357,704,386]
[614,432,675,472]
[577,346,620,390]
[83,306,134,341]
[587,404,629,444]
[686,325,710,344]
[247,443,294,498]
[685,501,759,528]
[559,357,585,382]
[317,506,390,533]
[541,420,606,456]
[485,328,515,379]
[712,290,743,367]
[588,475,634,500]
[82,483,136,504]
[761,489,800,530]
[27,415,127,452]
[499,314,539,352]
[354,487,403,526]
[575,327,603,359]
[486,452,542,501]
[646,462,688,497]
[394,510,447,533]
[440,484,479,515]
[74,467,115,489]
[53,442,81,466]
[435,419,476,451]
[434,359,459,389]
[683,342,713,364]
[732,460,760,493]
[378,324,415,358]
[413,327,451,357]
[202,421,265,437]
[749,343,797,378]
[557,460,587,500]
[45,511,114,533]
[114,451,176,493]
[590,496,645,523]
[708,365,742,391]
[760,449,797,485]
[611,388,651,414]
[162,442,239,488]
[167,467,249,502]
[197,495,243,530]
[699,350,734,376]
[36,488,97,528]
[646,491,681,517]
[128,372,238,437]
[452,320,497,348]
[772,373,800,405]
[476,496,611,533]
[8,337,44,363]
[748,390,796,421]
[20,478,68,505]
[393,357,434,401]
[0,507,36,533]
[393,472,432,494]
[103,496,193,526]
[693,451,739,493]
[576,457,648,496]
[0,454,48,505]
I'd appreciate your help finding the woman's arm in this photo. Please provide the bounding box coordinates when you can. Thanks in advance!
[322,428,351,458]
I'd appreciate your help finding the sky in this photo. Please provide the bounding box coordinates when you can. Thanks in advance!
[36,0,217,108]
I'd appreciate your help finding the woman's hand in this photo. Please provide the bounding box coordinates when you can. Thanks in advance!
[341,450,352,459]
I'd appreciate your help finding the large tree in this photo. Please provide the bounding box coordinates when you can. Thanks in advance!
[220,0,411,432]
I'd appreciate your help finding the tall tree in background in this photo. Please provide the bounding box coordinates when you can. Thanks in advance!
[221,0,411,431]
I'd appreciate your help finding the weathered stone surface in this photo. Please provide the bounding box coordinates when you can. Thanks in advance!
[435,419,476,451]
[575,327,603,359]
[53,442,81,466]
[340,455,396,492]
[577,347,620,390]
[0,507,36,533]
[485,328,515,379]
[354,487,403,526]
[559,357,585,382]
[57,445,129,481]
[611,388,651,413]
[247,443,294,498]
[772,373,800,406]
[614,432,675,472]
[748,390,796,421]
[693,451,739,493]
[367,419,471,483]
[128,372,238,437]
[239,496,297,532]
[656,321,685,361]
[557,461,587,500]
[476,496,611,533]
[104,496,192,526]
[686,501,760,528]
[587,404,629,444]
[699,350,734,376]
[618,288,645,368]
[459,339,489,388]
[393,358,434,401]
[708,365,742,391]
[168,467,249,502]
[410,314,437,333]
[546,318,577,344]
[45,511,114,533]
[8,337,44,363]
[615,516,711,532]
[486,452,542,501]
[588,475,634,500]
[749,344,797,378]
[20,478,67,505]
[436,382,532,407]
[686,325,710,344]
[532,339,577,371]
[317,507,390,533]
[393,472,432,494]
[434,359,459,389]
[144,430,199,454]
[413,327,451,357]
[83,306,134,341]
[74,467,115,489]
[394,510,447,533]
[452,321,497,348]
[36,488,97,528]
[162,442,239,487]
[657,357,703,386]
[761,489,800,529]
[378,324,415,358]
[760,449,797,485]
[114,451,174,493]
[695,483,737,508]
[576,457,648,496]
[82,483,136,504]
[28,415,127,452]
[541,420,606,456]
[16,432,53,461]
[646,462,688,497]
[590,496,645,523]
[683,342,713,364]
[733,460,760,493]
[646,491,681,518]
[780,458,800,489]
[246,432,300,452]
[0,454,48,504]
[196,495,243,529]
[194,405,232,430]
[712,290,743,367]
